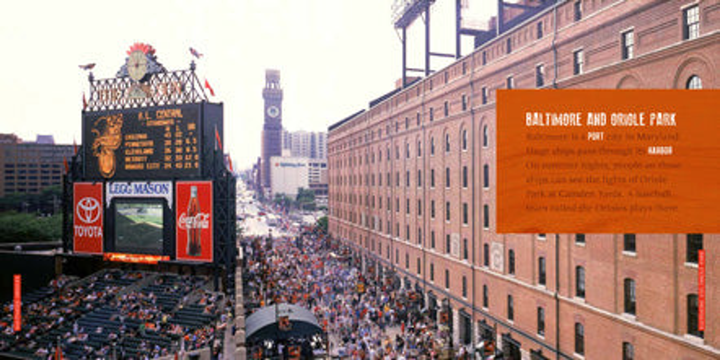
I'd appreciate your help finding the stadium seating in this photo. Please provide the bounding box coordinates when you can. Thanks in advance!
[0,270,224,359]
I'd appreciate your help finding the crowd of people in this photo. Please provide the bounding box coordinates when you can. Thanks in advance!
[242,228,477,359]
[0,269,230,359]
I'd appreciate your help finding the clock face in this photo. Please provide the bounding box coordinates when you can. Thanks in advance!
[127,50,147,81]
[267,105,280,118]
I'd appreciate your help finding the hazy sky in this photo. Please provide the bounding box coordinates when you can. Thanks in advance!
[0,0,494,169]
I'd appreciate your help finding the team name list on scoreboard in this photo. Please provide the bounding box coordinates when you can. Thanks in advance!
[497,90,720,234]
[123,108,199,172]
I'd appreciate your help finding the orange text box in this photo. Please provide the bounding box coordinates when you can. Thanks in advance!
[497,90,720,233]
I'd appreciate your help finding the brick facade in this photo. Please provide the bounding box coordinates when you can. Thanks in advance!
[328,1,719,359]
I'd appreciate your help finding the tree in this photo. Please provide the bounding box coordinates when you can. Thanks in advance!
[273,193,293,209]
[39,185,62,214]
[0,211,62,243]
[296,188,316,211]
[316,216,328,234]
[0,185,62,214]
[0,193,27,212]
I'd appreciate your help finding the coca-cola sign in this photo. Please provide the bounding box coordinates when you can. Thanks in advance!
[178,213,211,230]
[74,183,104,254]
[175,181,213,262]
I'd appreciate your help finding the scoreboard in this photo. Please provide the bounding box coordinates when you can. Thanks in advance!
[66,43,235,277]
[83,104,210,180]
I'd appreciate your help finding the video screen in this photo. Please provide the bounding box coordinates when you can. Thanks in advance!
[114,200,164,254]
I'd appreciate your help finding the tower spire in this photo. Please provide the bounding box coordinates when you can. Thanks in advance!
[261,69,284,192]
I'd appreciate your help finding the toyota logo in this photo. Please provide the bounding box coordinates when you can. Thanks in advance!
[76,197,101,224]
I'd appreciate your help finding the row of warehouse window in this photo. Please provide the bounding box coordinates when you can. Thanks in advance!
[331,162,490,208]
[333,125,489,171]
[349,95,473,145]
[333,170,488,212]
[531,47,702,87]
[332,198,490,236]
[353,163,490,191]
[381,232,704,282]
[384,231,703,284]
[330,83,494,155]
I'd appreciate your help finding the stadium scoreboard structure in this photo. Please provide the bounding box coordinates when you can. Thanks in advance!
[63,43,236,293]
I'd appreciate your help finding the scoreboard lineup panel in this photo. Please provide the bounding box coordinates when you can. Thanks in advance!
[84,104,202,180]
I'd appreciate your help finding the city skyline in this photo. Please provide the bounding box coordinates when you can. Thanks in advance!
[0,0,493,170]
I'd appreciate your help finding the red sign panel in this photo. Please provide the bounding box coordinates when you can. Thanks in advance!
[13,274,21,332]
[699,249,705,331]
[176,181,213,262]
[74,183,104,254]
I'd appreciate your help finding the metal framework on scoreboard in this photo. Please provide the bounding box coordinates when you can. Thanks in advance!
[85,62,208,112]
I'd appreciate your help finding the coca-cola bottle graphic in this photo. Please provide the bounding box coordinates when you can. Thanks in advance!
[187,186,201,256]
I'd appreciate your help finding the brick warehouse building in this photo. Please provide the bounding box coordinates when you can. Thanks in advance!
[327,1,718,359]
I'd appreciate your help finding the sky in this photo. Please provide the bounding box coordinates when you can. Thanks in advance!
[0,0,495,169]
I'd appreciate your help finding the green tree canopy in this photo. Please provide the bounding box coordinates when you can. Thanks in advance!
[296,188,316,211]
[0,185,62,214]
[0,211,62,243]
[316,216,328,234]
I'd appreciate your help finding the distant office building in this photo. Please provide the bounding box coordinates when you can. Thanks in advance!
[0,134,74,197]
[308,158,328,206]
[283,130,327,159]
[269,156,327,199]
[261,69,283,191]
[316,132,327,159]
[307,159,327,186]
[270,156,308,198]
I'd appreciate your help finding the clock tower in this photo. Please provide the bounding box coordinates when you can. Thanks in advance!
[261,69,283,190]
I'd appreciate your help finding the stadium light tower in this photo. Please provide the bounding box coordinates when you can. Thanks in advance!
[393,0,487,87]
[393,0,556,88]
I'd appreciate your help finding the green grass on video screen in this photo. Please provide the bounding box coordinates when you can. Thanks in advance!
[115,201,163,254]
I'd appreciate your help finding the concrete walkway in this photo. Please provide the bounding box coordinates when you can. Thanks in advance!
[222,319,235,360]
